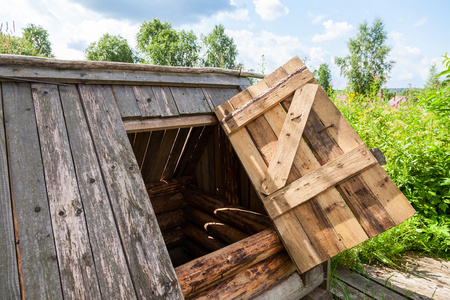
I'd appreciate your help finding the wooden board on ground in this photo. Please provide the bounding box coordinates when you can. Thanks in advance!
[214,56,415,274]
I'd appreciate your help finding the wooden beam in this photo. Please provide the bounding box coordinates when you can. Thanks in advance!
[261,84,318,195]
[123,115,218,132]
[175,228,283,298]
[263,144,378,219]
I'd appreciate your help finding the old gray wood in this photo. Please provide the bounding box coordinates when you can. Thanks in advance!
[171,87,211,114]
[133,85,162,118]
[202,87,225,110]
[0,65,251,87]
[32,83,101,299]
[2,82,63,299]
[146,129,178,182]
[151,86,180,117]
[112,85,141,119]
[0,83,20,299]
[59,84,137,299]
[78,84,183,299]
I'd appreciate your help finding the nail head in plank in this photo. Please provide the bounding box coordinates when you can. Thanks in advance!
[0,83,21,299]
[78,84,183,299]
[132,85,162,117]
[59,84,137,298]
[3,82,63,299]
[32,83,102,298]
[261,84,319,195]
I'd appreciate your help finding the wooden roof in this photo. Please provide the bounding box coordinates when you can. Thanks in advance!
[0,55,252,298]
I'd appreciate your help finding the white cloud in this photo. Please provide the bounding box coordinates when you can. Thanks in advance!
[312,20,353,42]
[414,17,427,27]
[253,0,289,21]
[405,46,421,55]
[307,12,325,25]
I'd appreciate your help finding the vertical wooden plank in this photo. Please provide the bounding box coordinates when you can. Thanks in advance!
[147,129,178,183]
[32,83,102,299]
[141,130,164,183]
[3,82,63,299]
[171,87,211,114]
[78,84,183,299]
[162,127,190,180]
[182,126,215,176]
[132,132,151,170]
[127,132,136,146]
[174,126,204,177]
[0,83,21,299]
[151,86,180,117]
[112,85,141,119]
[59,84,137,299]
[133,85,161,117]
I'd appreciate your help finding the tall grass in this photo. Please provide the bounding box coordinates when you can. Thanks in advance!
[0,21,41,56]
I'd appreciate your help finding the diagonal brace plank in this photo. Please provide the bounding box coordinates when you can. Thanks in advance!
[262,144,378,219]
[219,66,314,135]
[261,84,319,195]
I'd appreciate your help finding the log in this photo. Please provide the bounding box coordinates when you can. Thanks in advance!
[183,239,209,259]
[156,209,185,232]
[185,189,272,234]
[146,176,194,196]
[183,224,227,252]
[303,287,333,300]
[168,247,191,268]
[150,192,185,215]
[162,227,185,249]
[187,251,296,300]
[175,228,283,298]
[184,206,249,244]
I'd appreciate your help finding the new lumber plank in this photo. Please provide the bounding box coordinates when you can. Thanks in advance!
[171,87,211,115]
[59,84,136,299]
[3,82,63,299]
[112,85,141,119]
[0,83,20,299]
[312,88,415,224]
[78,84,183,299]
[32,83,101,298]
[151,86,180,117]
[261,84,318,194]
[175,228,283,298]
[263,144,378,219]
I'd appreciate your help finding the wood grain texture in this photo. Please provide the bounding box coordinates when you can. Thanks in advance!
[0,83,21,299]
[176,228,283,298]
[171,87,211,114]
[112,85,141,119]
[261,84,318,194]
[132,85,162,118]
[59,84,136,299]
[141,130,165,183]
[161,128,190,180]
[78,84,183,299]
[146,129,178,182]
[183,223,227,252]
[264,144,378,219]
[174,126,203,177]
[151,86,180,117]
[3,82,63,299]
[32,83,102,299]
[123,114,218,133]
[132,132,151,170]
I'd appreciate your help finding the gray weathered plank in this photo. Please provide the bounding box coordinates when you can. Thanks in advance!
[161,128,190,180]
[58,84,137,299]
[132,85,162,118]
[147,129,178,183]
[3,82,63,299]
[152,86,180,117]
[0,83,21,299]
[171,87,211,114]
[0,65,253,87]
[112,85,141,119]
[202,87,225,110]
[32,83,102,299]
[141,130,165,183]
[78,84,183,299]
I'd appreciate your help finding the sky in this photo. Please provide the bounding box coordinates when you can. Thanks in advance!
[2,0,449,88]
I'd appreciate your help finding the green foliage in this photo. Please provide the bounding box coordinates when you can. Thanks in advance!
[85,34,138,63]
[330,58,450,268]
[136,18,199,66]
[313,63,332,92]
[335,19,394,95]
[22,24,54,57]
[201,24,238,69]
[1,22,52,57]
[424,64,442,90]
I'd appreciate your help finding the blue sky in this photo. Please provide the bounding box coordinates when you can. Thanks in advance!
[2,0,449,88]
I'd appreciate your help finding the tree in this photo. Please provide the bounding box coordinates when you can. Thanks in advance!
[201,24,238,69]
[424,64,442,90]
[22,24,54,57]
[1,22,53,57]
[85,34,137,63]
[313,63,332,90]
[335,19,394,94]
[136,19,199,66]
